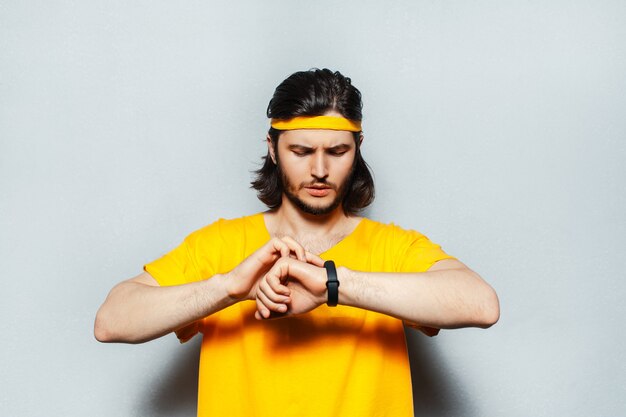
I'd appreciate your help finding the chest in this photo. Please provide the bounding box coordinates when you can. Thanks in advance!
[271,232,349,255]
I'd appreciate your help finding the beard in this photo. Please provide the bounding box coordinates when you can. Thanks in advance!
[277,160,356,216]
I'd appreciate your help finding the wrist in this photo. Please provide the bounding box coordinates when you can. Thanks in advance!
[214,273,244,305]
[336,266,353,306]
[337,266,355,306]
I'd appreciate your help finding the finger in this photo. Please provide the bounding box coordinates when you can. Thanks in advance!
[255,296,271,319]
[267,257,292,283]
[246,238,285,274]
[265,272,291,296]
[257,290,288,315]
[255,289,288,319]
[280,236,306,261]
[263,274,291,297]
[267,310,288,319]
[255,309,287,320]
[269,237,291,259]
[273,257,328,298]
[259,276,290,303]
[305,251,325,267]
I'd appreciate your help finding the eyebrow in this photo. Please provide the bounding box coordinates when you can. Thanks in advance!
[287,144,353,152]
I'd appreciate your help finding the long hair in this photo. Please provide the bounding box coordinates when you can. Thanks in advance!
[250,68,375,215]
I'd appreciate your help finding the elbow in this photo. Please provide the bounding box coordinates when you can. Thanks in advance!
[94,306,134,343]
[476,286,500,329]
[94,308,153,344]
[94,324,109,343]
[94,308,115,343]
[94,283,144,344]
[94,327,112,343]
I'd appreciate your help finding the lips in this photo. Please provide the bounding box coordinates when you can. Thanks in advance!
[305,186,331,197]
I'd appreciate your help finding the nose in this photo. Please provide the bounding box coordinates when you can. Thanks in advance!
[310,151,329,180]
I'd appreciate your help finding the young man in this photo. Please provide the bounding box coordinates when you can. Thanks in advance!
[95,68,499,417]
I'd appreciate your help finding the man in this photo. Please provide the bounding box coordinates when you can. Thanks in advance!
[95,68,499,417]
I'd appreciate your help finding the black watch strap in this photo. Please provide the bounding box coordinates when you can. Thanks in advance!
[324,260,339,307]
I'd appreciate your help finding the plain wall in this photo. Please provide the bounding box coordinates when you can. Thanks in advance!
[1,1,625,416]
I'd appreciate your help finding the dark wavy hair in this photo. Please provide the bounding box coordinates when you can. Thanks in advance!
[250,68,375,215]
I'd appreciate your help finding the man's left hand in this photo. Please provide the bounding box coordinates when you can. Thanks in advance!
[254,255,328,320]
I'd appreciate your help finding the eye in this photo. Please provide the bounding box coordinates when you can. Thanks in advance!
[293,150,311,157]
[329,151,348,156]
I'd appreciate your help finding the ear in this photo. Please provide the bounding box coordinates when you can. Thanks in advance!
[266,134,277,164]
[358,133,364,147]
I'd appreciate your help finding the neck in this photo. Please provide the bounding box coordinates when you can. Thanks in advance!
[267,197,354,237]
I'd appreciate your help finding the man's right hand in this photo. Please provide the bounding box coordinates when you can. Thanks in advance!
[95,236,322,343]
[224,237,324,301]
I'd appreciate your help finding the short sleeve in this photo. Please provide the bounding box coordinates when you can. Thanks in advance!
[144,237,202,287]
[143,221,223,343]
[395,229,456,337]
[396,230,456,273]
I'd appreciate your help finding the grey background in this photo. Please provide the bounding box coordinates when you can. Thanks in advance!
[1,1,625,416]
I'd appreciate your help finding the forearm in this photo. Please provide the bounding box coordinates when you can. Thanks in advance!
[338,267,500,329]
[94,274,235,343]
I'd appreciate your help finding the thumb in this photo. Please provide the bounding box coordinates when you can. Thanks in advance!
[305,251,325,267]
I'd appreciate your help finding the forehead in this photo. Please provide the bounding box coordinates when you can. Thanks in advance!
[279,129,354,147]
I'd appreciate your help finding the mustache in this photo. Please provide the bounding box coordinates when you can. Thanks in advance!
[302,180,336,190]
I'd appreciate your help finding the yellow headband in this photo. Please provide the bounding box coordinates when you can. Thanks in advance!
[270,116,362,132]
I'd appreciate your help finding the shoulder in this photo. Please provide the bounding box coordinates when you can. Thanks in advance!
[358,217,426,243]
[362,218,454,271]
[185,212,265,244]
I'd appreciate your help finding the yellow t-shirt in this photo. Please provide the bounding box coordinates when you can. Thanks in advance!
[145,212,455,417]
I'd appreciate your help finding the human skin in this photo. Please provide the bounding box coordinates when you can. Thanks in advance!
[94,236,321,343]
[255,123,500,328]
[94,112,499,343]
[270,127,359,217]
[255,255,500,329]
